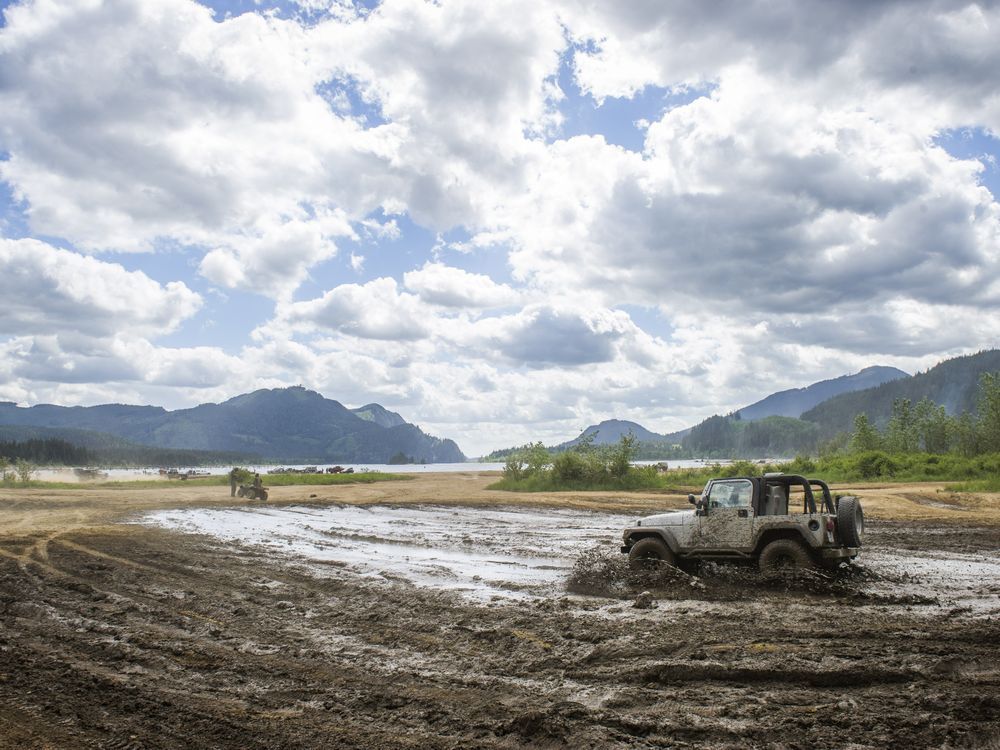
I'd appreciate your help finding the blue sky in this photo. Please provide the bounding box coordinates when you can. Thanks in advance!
[1,0,999,455]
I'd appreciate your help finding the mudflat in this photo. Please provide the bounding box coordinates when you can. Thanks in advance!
[1,473,998,749]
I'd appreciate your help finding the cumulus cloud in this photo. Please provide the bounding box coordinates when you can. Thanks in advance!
[281,277,431,340]
[0,0,405,297]
[199,211,354,299]
[0,237,201,337]
[477,306,624,367]
[498,68,1000,356]
[403,262,519,308]
[309,0,566,227]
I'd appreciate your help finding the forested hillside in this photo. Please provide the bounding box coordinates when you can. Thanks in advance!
[0,425,253,466]
[801,350,1000,434]
[737,366,908,419]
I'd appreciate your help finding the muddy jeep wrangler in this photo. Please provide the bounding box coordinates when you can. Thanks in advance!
[621,473,862,574]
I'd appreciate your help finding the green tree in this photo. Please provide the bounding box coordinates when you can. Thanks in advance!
[0,456,9,481]
[850,413,882,453]
[551,450,586,481]
[607,433,638,478]
[953,411,980,457]
[14,458,34,483]
[977,372,1000,453]
[522,441,551,476]
[885,399,918,454]
[502,442,551,480]
[502,453,526,481]
[914,397,952,454]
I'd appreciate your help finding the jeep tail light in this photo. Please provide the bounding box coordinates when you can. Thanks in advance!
[826,518,835,532]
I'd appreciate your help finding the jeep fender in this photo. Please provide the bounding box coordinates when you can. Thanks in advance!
[622,528,682,555]
[752,527,816,556]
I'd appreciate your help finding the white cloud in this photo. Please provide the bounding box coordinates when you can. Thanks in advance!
[281,277,431,340]
[403,262,519,308]
[0,237,201,337]
[0,0,404,296]
[497,68,1000,357]
[199,211,354,299]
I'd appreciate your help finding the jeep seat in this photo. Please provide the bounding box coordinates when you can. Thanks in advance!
[764,485,788,515]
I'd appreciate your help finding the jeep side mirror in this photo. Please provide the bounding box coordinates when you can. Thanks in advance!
[688,493,697,505]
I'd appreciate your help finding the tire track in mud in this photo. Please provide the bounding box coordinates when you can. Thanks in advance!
[636,662,915,687]
[0,535,447,749]
[3,522,1000,749]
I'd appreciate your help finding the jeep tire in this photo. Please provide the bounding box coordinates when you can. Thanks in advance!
[836,495,864,547]
[758,539,814,576]
[628,538,677,569]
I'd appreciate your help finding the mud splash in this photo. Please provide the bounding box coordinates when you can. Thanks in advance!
[567,545,940,605]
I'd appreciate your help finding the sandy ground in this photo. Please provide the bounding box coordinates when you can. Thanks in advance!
[1,472,999,749]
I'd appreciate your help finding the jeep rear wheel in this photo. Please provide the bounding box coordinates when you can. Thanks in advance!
[836,495,864,547]
[758,539,814,576]
[628,538,677,569]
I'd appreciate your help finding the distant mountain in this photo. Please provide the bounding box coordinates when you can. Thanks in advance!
[0,387,465,463]
[550,366,907,455]
[675,350,1000,457]
[802,349,1000,434]
[737,366,909,420]
[559,419,668,448]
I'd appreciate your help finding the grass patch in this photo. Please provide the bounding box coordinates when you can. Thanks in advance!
[949,477,1000,492]
[488,463,745,493]
[4,472,413,491]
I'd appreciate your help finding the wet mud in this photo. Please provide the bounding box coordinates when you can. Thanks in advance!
[1,509,998,749]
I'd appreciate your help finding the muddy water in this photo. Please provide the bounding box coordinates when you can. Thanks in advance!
[144,504,637,600]
[144,505,1000,616]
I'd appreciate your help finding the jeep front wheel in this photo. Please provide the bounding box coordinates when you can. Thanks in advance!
[628,538,677,569]
[758,539,814,576]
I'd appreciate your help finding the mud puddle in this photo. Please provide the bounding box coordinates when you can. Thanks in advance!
[144,504,635,600]
[144,506,1000,616]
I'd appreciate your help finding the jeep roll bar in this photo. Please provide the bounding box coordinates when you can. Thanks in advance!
[760,474,836,515]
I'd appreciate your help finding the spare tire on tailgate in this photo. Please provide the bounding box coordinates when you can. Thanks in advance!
[836,495,864,547]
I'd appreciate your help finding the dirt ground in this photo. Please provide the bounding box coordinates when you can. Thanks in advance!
[1,473,999,749]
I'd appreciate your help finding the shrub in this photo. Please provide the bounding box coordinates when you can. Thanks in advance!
[785,455,817,474]
[853,451,897,479]
[552,451,587,481]
[502,453,526,482]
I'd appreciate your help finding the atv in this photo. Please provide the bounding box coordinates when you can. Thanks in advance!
[236,484,269,501]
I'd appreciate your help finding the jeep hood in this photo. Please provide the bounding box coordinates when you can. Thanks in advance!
[638,509,696,527]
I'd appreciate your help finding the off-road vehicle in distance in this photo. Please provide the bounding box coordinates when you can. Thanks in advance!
[236,483,268,501]
[621,473,863,574]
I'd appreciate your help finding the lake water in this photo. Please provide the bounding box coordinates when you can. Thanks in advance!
[39,458,745,481]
